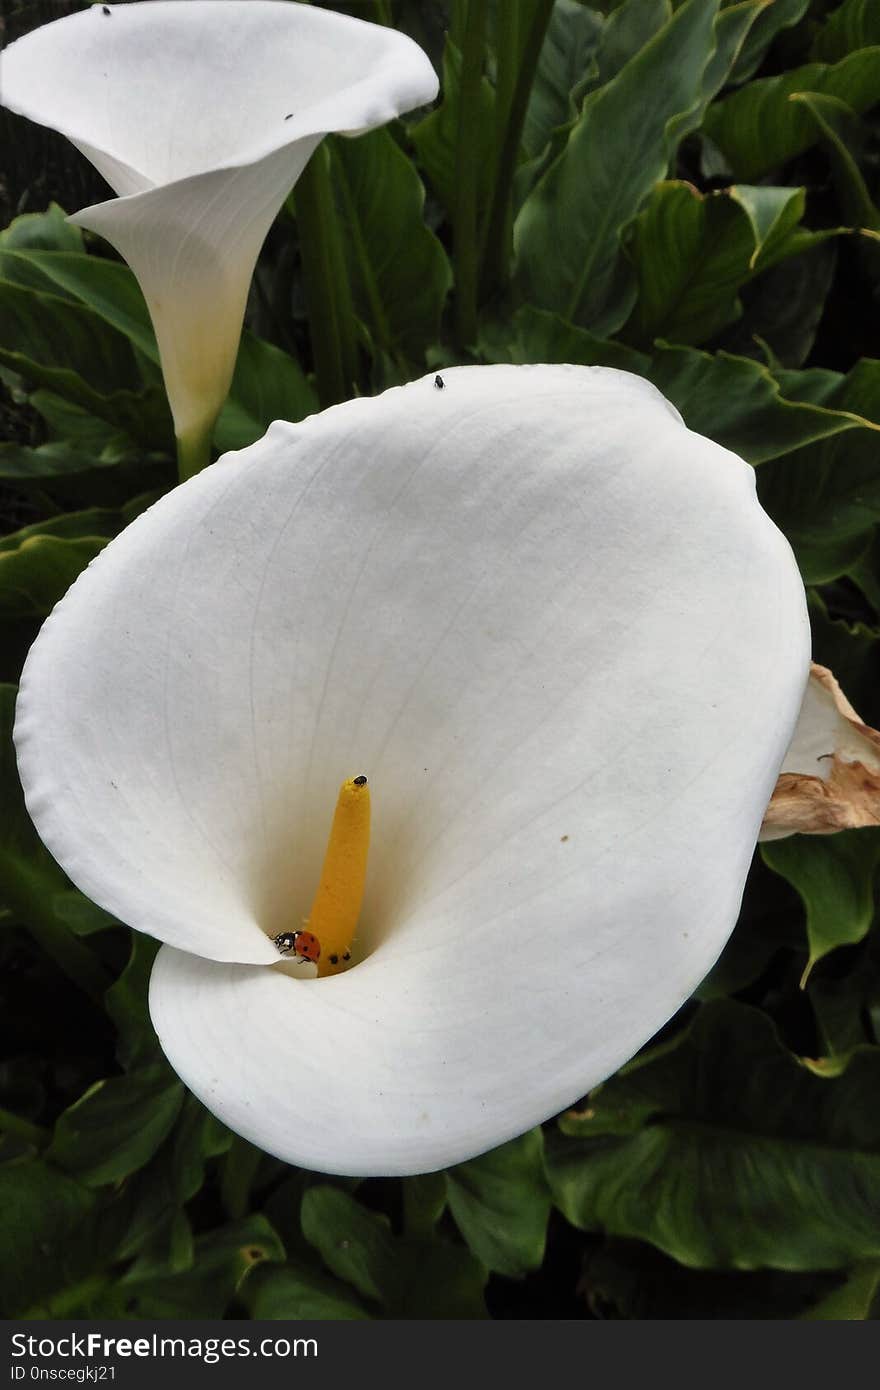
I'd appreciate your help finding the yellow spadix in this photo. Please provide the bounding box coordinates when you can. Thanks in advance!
[307,776,371,977]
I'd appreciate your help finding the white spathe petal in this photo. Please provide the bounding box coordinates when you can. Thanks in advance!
[17,364,806,1023]
[1,0,438,442]
[151,925,724,1177]
[0,2,438,186]
[68,145,321,441]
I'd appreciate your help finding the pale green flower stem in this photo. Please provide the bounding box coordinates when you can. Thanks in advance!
[177,419,216,484]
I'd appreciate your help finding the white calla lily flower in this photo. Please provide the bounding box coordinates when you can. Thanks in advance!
[0,0,437,475]
[15,365,810,1176]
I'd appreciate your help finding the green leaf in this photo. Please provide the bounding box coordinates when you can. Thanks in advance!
[587,0,673,95]
[168,1099,233,1212]
[0,203,84,253]
[330,128,451,363]
[50,890,118,937]
[757,358,880,581]
[624,182,822,347]
[0,509,118,549]
[0,1159,98,1316]
[0,440,125,485]
[702,48,880,180]
[480,303,647,373]
[728,184,826,274]
[762,830,880,980]
[484,307,875,464]
[695,0,767,113]
[0,281,172,449]
[0,510,136,684]
[0,406,172,506]
[29,389,131,449]
[104,932,162,1070]
[0,685,111,1004]
[247,1259,371,1320]
[446,1129,551,1276]
[302,1186,486,1317]
[850,532,880,616]
[301,1185,399,1308]
[0,250,159,362]
[648,345,874,466]
[0,445,170,511]
[260,1171,332,1258]
[697,850,808,1002]
[810,959,879,1059]
[521,0,604,158]
[515,0,728,331]
[769,364,847,408]
[516,0,672,212]
[548,1000,880,1270]
[214,331,317,454]
[719,240,838,369]
[401,1171,447,1241]
[48,1065,184,1187]
[812,0,880,62]
[395,1239,488,1318]
[116,1215,285,1319]
[115,1095,231,1268]
[0,531,107,620]
[625,182,748,345]
[0,277,141,393]
[802,1263,880,1318]
[728,0,811,83]
[790,92,880,232]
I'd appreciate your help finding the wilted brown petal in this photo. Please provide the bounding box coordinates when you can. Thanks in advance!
[761,663,880,838]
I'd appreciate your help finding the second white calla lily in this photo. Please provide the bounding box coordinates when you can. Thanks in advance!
[15,365,810,1175]
[0,0,438,475]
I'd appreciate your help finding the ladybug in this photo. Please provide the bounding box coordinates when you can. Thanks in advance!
[273,929,321,963]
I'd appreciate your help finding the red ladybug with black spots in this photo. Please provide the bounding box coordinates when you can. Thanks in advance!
[273,929,321,963]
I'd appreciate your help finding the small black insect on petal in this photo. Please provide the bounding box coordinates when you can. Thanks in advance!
[434,374,445,390]
[329,954,339,965]
[284,113,294,120]
[353,775,368,786]
[102,4,111,12]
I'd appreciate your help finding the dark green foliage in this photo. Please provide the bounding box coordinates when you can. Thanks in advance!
[548,1001,880,1270]
[445,1130,551,1277]
[301,1185,487,1317]
[3,0,880,1321]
